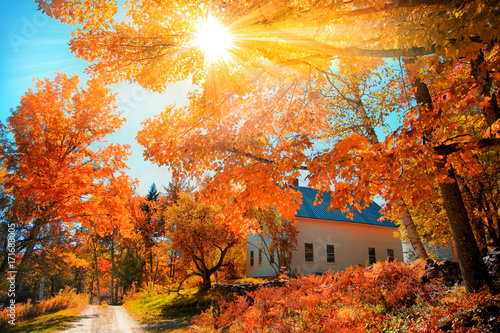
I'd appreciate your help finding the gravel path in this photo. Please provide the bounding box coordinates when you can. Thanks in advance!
[59,305,143,333]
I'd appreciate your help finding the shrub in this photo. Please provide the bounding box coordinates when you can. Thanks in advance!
[0,287,85,328]
[191,260,500,332]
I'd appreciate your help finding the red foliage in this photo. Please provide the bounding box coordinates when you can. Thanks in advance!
[97,258,111,272]
[192,260,499,332]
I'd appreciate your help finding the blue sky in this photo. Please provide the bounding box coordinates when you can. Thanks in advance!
[0,1,193,195]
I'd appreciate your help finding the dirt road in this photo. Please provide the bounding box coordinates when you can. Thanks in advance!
[59,305,143,333]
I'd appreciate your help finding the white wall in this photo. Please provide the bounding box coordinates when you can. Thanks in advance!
[246,232,278,277]
[290,217,404,275]
[246,217,404,277]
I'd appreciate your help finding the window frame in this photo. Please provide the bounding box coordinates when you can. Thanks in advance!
[368,247,376,265]
[250,250,254,267]
[258,248,263,265]
[387,248,395,262]
[327,244,335,263]
[305,243,314,262]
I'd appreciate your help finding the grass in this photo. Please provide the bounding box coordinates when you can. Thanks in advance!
[124,287,213,332]
[1,305,84,333]
[126,287,212,321]
[225,277,267,284]
[0,288,87,333]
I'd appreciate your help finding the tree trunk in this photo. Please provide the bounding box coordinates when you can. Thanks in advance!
[39,276,46,302]
[400,203,429,259]
[110,236,115,305]
[436,161,492,292]
[94,243,101,305]
[404,58,492,292]
[149,247,154,289]
[0,223,10,279]
[486,200,500,246]
[200,271,212,291]
[352,89,429,259]
[2,220,42,309]
[169,251,177,279]
[89,276,94,304]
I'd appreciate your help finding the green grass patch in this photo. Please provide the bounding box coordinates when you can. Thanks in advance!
[1,305,84,333]
[225,277,267,284]
[125,287,213,322]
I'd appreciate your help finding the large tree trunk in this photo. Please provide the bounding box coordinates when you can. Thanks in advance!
[200,271,211,291]
[435,162,492,292]
[194,244,233,291]
[405,60,492,292]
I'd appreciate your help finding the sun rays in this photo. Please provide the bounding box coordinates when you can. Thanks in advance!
[194,16,234,64]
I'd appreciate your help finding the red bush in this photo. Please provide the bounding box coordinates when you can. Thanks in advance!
[191,260,499,332]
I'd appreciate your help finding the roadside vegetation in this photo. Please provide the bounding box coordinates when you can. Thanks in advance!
[123,277,265,332]
[192,260,500,333]
[0,288,86,332]
[125,287,212,322]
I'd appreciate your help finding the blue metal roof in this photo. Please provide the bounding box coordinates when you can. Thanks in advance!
[295,186,397,228]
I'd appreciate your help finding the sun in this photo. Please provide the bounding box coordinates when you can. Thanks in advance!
[194,16,234,63]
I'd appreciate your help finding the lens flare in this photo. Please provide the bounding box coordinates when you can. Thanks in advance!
[194,16,234,63]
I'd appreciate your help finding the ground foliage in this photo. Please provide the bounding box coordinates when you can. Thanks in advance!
[192,260,500,332]
[0,287,86,329]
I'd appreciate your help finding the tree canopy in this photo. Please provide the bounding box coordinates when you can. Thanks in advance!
[34,0,500,292]
[0,72,135,305]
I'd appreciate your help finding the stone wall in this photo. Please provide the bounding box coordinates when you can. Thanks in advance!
[425,247,500,287]
[425,259,462,286]
[483,247,500,282]
[211,280,285,311]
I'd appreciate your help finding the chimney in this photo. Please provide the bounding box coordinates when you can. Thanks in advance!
[290,178,299,187]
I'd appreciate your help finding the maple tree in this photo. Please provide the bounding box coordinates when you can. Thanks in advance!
[400,58,496,292]
[163,193,246,290]
[37,0,500,292]
[311,58,431,259]
[161,178,195,282]
[0,72,134,306]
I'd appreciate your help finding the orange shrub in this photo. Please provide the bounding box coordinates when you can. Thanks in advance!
[191,260,499,332]
[0,287,85,328]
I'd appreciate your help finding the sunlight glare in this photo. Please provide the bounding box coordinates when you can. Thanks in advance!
[194,16,234,63]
